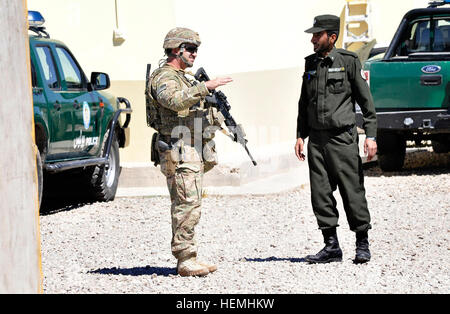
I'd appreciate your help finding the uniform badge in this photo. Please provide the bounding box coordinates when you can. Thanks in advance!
[329,67,345,73]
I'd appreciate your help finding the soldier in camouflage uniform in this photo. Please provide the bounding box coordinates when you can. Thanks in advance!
[147,27,232,276]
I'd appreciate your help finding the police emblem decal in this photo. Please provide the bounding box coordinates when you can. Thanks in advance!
[83,102,90,130]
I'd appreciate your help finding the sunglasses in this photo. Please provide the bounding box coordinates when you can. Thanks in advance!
[182,45,198,53]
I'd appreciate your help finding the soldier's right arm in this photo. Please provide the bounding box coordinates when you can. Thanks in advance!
[154,72,209,112]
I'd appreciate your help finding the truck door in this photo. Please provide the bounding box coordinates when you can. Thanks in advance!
[370,16,450,111]
[33,44,73,160]
[54,46,100,158]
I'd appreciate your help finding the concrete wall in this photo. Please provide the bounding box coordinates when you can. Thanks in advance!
[27,0,431,166]
[0,0,42,293]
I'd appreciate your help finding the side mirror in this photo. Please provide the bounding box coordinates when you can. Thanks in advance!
[91,72,110,90]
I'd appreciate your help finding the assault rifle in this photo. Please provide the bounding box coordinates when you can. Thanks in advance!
[194,67,257,166]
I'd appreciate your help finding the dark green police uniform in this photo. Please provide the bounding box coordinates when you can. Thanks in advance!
[297,41,377,233]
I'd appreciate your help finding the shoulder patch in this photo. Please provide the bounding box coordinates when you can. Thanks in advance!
[361,69,368,80]
[156,83,168,95]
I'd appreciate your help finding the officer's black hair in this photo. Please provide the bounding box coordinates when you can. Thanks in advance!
[327,31,339,41]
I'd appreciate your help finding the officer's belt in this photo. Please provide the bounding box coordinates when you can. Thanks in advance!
[311,125,355,135]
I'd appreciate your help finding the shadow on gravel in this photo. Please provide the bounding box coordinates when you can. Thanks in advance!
[89,266,177,277]
[40,197,95,216]
[40,171,98,215]
[244,256,307,263]
[363,150,450,178]
[364,165,450,177]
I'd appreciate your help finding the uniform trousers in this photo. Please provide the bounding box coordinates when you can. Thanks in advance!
[307,125,371,233]
[160,143,204,260]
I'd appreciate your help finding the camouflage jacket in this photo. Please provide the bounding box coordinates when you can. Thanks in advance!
[149,63,213,137]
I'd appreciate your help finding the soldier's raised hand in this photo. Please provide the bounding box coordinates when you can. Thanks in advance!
[205,77,233,91]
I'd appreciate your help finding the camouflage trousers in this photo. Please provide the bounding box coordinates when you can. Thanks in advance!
[159,142,213,260]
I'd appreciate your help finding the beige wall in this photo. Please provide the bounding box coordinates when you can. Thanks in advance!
[27,0,431,164]
[0,0,42,293]
[27,0,176,79]
[27,0,431,78]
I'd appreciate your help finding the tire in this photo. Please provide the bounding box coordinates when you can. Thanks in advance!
[87,130,121,202]
[36,145,43,208]
[432,135,450,153]
[377,131,406,171]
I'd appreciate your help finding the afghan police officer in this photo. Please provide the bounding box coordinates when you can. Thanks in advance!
[295,15,378,264]
[147,27,232,276]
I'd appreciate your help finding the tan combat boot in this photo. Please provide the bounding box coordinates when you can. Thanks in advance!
[197,261,218,273]
[177,257,210,277]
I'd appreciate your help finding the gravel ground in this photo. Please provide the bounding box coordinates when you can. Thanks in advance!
[40,150,449,294]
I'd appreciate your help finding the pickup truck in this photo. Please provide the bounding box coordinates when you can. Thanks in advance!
[28,11,132,207]
[363,0,450,171]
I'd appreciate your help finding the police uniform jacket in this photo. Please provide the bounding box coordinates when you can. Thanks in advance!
[297,47,377,139]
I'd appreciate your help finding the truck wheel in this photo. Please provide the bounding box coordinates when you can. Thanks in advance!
[87,130,121,202]
[432,135,450,153]
[377,131,406,171]
[36,145,43,208]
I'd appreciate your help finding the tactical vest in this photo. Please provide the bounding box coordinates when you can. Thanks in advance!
[145,66,172,131]
[149,65,218,139]
[145,91,160,130]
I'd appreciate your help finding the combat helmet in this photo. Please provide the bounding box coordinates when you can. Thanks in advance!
[163,27,201,49]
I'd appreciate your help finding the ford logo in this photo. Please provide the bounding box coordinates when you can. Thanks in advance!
[421,65,441,74]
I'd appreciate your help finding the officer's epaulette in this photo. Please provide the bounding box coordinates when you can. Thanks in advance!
[336,48,358,58]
